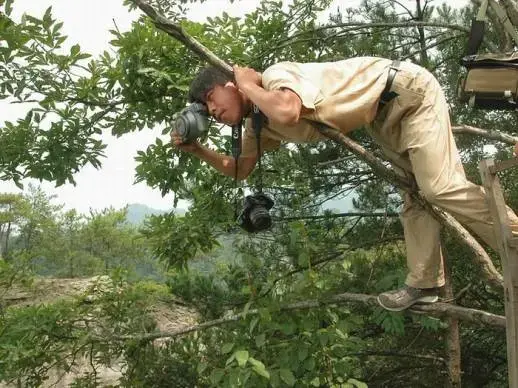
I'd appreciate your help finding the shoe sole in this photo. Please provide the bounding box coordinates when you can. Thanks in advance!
[376,295,439,312]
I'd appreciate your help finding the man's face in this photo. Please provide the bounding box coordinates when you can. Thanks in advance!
[205,82,244,126]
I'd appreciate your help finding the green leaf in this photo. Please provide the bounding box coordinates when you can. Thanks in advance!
[303,357,315,371]
[347,378,368,388]
[298,345,308,361]
[279,368,295,387]
[249,357,270,379]
[234,350,249,367]
[42,6,52,28]
[70,44,80,56]
[298,250,310,266]
[76,53,91,60]
[255,333,265,347]
[249,316,259,333]
[221,343,234,354]
[197,362,208,374]
[5,0,13,16]
[210,369,225,385]
[243,300,252,317]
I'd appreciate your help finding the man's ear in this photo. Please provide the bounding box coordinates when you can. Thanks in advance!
[224,81,237,89]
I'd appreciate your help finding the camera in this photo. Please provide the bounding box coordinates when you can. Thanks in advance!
[237,193,274,233]
[173,102,209,143]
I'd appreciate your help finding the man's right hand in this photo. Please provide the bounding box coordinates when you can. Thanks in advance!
[170,130,200,153]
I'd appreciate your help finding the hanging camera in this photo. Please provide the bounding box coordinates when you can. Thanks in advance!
[235,105,275,233]
[237,193,274,233]
[173,102,209,143]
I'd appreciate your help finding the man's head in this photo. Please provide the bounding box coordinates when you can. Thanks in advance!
[188,66,247,126]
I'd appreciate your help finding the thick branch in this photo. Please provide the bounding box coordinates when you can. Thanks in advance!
[275,212,399,221]
[416,0,430,66]
[500,0,518,28]
[133,0,233,77]
[134,1,503,288]
[443,249,462,388]
[117,292,505,343]
[452,124,518,145]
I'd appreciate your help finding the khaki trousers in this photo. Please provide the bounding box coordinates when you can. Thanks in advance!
[367,61,518,288]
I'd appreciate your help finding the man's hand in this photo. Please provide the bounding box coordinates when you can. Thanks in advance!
[170,130,200,153]
[233,64,262,90]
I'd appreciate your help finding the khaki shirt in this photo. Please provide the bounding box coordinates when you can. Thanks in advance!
[241,56,393,157]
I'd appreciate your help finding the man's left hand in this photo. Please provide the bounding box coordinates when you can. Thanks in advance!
[233,64,262,90]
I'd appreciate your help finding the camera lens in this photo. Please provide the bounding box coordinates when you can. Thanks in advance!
[249,206,272,231]
[176,117,187,137]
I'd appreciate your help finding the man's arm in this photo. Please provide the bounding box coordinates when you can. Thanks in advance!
[170,131,257,180]
[233,65,306,126]
[240,83,303,126]
[190,144,257,180]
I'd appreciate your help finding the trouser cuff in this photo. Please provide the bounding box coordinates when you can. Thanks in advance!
[405,276,445,289]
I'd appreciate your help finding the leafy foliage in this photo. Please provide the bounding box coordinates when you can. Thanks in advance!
[1,0,516,386]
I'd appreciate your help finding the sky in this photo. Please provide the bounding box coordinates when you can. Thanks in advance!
[0,0,469,214]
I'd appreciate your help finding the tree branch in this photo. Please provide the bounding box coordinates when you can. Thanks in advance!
[133,0,233,77]
[275,212,399,221]
[253,22,473,62]
[115,291,505,343]
[500,0,518,29]
[316,127,503,288]
[452,124,518,146]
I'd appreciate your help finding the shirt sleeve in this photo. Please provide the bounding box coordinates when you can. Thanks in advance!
[241,118,281,158]
[261,62,321,110]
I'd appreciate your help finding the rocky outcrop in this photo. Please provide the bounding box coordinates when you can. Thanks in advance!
[1,276,198,387]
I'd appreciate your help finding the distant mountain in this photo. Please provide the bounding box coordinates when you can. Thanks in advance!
[126,203,187,225]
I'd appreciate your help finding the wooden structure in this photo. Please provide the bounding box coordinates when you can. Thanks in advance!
[479,157,518,388]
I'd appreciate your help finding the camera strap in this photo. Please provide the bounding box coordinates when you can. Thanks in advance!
[231,124,242,220]
[230,105,265,220]
[231,124,242,181]
[251,104,265,192]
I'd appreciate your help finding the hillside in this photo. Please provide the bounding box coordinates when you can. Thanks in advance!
[125,203,187,225]
[2,277,198,387]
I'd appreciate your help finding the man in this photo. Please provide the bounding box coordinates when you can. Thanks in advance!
[171,57,518,311]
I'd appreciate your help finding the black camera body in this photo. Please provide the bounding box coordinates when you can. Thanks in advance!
[237,193,274,233]
[173,102,209,143]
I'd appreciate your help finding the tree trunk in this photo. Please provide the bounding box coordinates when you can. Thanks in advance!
[0,223,4,258]
[4,221,11,260]
[443,248,462,388]
[416,0,430,67]
[500,0,518,29]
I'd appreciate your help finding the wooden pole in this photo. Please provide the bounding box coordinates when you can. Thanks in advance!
[479,158,518,388]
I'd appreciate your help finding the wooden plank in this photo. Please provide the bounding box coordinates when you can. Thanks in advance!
[480,160,518,388]
[480,158,518,388]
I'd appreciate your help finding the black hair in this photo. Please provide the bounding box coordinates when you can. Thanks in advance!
[188,66,233,103]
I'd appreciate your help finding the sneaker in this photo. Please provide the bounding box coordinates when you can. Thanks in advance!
[377,285,439,312]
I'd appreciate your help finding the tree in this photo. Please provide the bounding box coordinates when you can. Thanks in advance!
[81,207,148,272]
[15,185,62,258]
[0,193,29,260]
[1,0,518,386]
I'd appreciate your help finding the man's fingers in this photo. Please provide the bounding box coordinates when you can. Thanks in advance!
[170,131,183,146]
